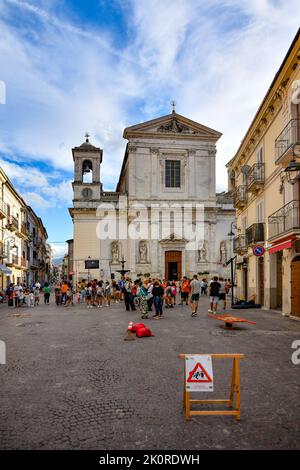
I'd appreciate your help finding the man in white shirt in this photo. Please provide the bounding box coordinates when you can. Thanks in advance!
[189,275,201,317]
[13,282,23,308]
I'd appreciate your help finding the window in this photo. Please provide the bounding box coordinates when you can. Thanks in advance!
[165,160,180,188]
[82,160,93,183]
[256,201,264,223]
[256,147,264,164]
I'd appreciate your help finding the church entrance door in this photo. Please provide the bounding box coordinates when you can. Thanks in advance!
[165,251,182,281]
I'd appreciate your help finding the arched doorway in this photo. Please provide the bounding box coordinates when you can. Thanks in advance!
[291,256,300,317]
[165,251,182,280]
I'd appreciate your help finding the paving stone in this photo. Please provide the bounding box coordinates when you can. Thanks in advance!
[0,297,299,449]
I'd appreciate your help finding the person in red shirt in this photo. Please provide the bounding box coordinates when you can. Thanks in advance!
[179,276,190,305]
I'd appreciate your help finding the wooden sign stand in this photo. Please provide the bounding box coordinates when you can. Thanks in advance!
[179,353,245,421]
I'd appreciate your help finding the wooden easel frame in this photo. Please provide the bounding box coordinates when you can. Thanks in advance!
[179,353,245,421]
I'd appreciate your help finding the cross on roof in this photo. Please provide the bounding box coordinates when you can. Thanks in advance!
[171,100,176,113]
[85,132,90,142]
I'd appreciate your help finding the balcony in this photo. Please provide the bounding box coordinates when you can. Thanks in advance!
[30,258,40,269]
[101,191,120,202]
[268,200,300,240]
[233,235,247,254]
[275,118,300,166]
[8,215,19,231]
[248,163,265,193]
[246,223,265,245]
[0,199,7,219]
[11,254,19,266]
[233,185,248,209]
[20,222,28,238]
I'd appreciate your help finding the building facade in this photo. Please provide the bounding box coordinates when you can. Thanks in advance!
[227,28,300,318]
[0,167,49,288]
[69,111,235,283]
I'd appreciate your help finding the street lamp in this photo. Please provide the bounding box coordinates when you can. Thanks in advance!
[87,255,91,282]
[3,236,17,254]
[284,142,300,184]
[227,221,237,240]
[226,223,237,308]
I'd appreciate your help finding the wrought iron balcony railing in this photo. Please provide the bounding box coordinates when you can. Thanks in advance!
[11,254,19,266]
[233,185,248,208]
[30,258,40,268]
[233,235,247,254]
[248,162,265,191]
[268,200,300,239]
[11,215,19,230]
[246,223,265,245]
[275,118,300,164]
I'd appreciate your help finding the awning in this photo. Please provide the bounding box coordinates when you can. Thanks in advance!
[0,264,12,274]
[269,239,293,254]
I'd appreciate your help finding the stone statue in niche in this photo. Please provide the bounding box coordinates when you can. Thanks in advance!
[139,241,148,263]
[198,242,207,262]
[111,241,119,264]
[220,240,228,265]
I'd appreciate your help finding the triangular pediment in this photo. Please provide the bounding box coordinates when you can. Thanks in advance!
[123,112,222,141]
[159,233,188,244]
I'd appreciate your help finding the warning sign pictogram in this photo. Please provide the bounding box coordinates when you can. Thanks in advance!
[187,362,213,383]
[185,355,214,392]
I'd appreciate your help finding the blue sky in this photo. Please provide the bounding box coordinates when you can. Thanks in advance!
[0,0,299,259]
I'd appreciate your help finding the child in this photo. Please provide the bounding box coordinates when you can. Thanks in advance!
[96,282,104,308]
[29,291,35,308]
[33,286,40,306]
[105,281,111,307]
[18,289,25,307]
[64,287,73,307]
[86,283,93,308]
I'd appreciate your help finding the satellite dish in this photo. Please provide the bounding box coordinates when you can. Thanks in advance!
[241,165,251,175]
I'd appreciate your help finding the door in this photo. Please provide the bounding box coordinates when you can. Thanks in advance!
[258,257,264,306]
[291,256,300,317]
[276,251,283,310]
[243,268,248,300]
[165,251,182,281]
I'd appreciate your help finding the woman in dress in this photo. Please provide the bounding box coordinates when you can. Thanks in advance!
[138,280,149,319]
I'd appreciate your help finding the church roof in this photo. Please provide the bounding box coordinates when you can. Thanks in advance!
[123,111,222,141]
[72,134,101,152]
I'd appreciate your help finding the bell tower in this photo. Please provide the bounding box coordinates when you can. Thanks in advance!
[72,133,102,208]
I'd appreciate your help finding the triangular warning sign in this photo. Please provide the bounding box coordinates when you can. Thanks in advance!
[187,362,213,383]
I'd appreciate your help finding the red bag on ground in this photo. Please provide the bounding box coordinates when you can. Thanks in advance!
[136,327,154,338]
[131,323,146,333]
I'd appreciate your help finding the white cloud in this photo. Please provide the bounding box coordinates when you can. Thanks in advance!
[0,157,73,209]
[50,242,67,261]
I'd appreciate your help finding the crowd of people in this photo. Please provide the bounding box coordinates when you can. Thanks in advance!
[1,275,231,318]
[120,275,231,319]
[2,281,52,308]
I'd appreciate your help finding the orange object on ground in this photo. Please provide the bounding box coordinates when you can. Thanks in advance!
[208,314,256,329]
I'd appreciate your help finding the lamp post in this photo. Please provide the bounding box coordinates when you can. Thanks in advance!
[87,255,91,282]
[226,223,237,308]
[284,142,300,184]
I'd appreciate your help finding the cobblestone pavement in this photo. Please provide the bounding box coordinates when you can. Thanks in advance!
[0,295,300,450]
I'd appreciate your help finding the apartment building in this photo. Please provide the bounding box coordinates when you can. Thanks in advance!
[0,167,50,288]
[227,29,300,318]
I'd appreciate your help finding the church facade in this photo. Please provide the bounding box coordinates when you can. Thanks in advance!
[69,111,235,282]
